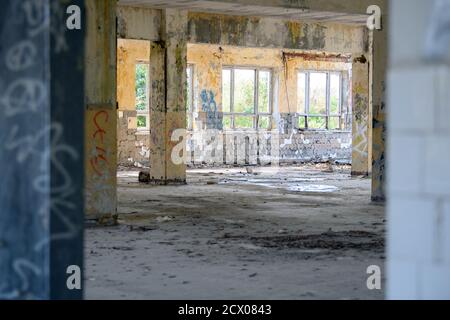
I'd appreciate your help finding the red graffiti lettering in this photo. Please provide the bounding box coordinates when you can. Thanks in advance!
[90,111,109,177]
[93,111,108,143]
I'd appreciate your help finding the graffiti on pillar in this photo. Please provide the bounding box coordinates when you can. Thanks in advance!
[201,89,223,130]
[0,0,82,299]
[90,111,110,177]
[353,93,369,157]
[85,109,116,216]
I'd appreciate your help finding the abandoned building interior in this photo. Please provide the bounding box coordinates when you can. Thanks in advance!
[86,1,382,300]
[1,0,450,300]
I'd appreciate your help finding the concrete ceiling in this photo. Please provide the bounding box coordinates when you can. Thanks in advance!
[118,0,368,25]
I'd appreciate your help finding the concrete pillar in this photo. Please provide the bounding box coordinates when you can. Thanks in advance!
[85,0,118,222]
[388,0,450,300]
[0,0,85,299]
[149,42,166,182]
[351,54,371,176]
[149,9,187,184]
[371,15,388,201]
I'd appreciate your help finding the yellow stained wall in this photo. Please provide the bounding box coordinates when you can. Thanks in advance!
[187,43,351,120]
[117,39,151,113]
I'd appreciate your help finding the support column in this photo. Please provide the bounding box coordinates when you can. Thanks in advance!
[0,0,85,299]
[149,9,187,184]
[371,20,388,201]
[85,0,118,222]
[149,42,166,182]
[351,54,371,176]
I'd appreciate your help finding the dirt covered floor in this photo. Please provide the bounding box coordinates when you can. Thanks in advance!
[85,165,386,300]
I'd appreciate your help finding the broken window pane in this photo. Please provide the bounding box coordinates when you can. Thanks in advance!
[308,116,326,129]
[298,116,306,129]
[235,116,254,129]
[309,72,327,115]
[234,69,255,114]
[330,73,341,115]
[137,115,147,128]
[297,72,306,113]
[328,117,340,130]
[186,66,193,113]
[223,115,232,129]
[258,116,270,130]
[136,63,149,112]
[222,69,231,113]
[258,70,270,114]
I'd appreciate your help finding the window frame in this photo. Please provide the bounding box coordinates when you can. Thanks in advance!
[186,64,195,131]
[135,60,150,132]
[296,70,346,131]
[222,66,273,131]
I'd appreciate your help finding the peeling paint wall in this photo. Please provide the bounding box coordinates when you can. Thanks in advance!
[117,9,368,54]
[119,4,387,182]
[85,0,118,221]
[188,12,368,54]
[117,6,161,41]
[352,54,371,175]
[117,39,151,167]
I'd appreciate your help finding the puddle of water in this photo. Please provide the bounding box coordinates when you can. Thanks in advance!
[287,185,339,193]
[219,176,339,193]
[222,177,326,185]
[117,172,139,178]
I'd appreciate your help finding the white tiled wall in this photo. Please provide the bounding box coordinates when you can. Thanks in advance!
[388,0,450,300]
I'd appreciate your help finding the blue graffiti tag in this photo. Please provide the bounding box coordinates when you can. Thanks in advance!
[200,90,223,130]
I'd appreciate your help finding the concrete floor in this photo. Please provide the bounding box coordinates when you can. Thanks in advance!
[85,165,386,300]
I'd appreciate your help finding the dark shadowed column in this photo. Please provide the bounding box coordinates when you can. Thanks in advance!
[0,0,85,300]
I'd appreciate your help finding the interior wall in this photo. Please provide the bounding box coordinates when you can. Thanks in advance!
[187,43,353,164]
[387,0,450,299]
[187,12,368,53]
[117,39,151,167]
[117,6,161,41]
[116,6,373,168]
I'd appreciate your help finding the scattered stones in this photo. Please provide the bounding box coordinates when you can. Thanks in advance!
[138,171,150,183]
[156,216,175,223]
[128,225,156,232]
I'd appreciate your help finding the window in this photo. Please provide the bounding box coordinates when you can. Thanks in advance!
[135,62,150,131]
[297,71,345,130]
[222,67,272,130]
[186,65,194,130]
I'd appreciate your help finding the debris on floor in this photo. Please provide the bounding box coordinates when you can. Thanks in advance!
[86,165,385,300]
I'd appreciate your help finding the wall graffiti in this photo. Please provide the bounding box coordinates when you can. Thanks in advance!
[0,0,84,299]
[200,89,223,130]
[90,111,110,176]
[85,108,116,217]
[353,93,369,157]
